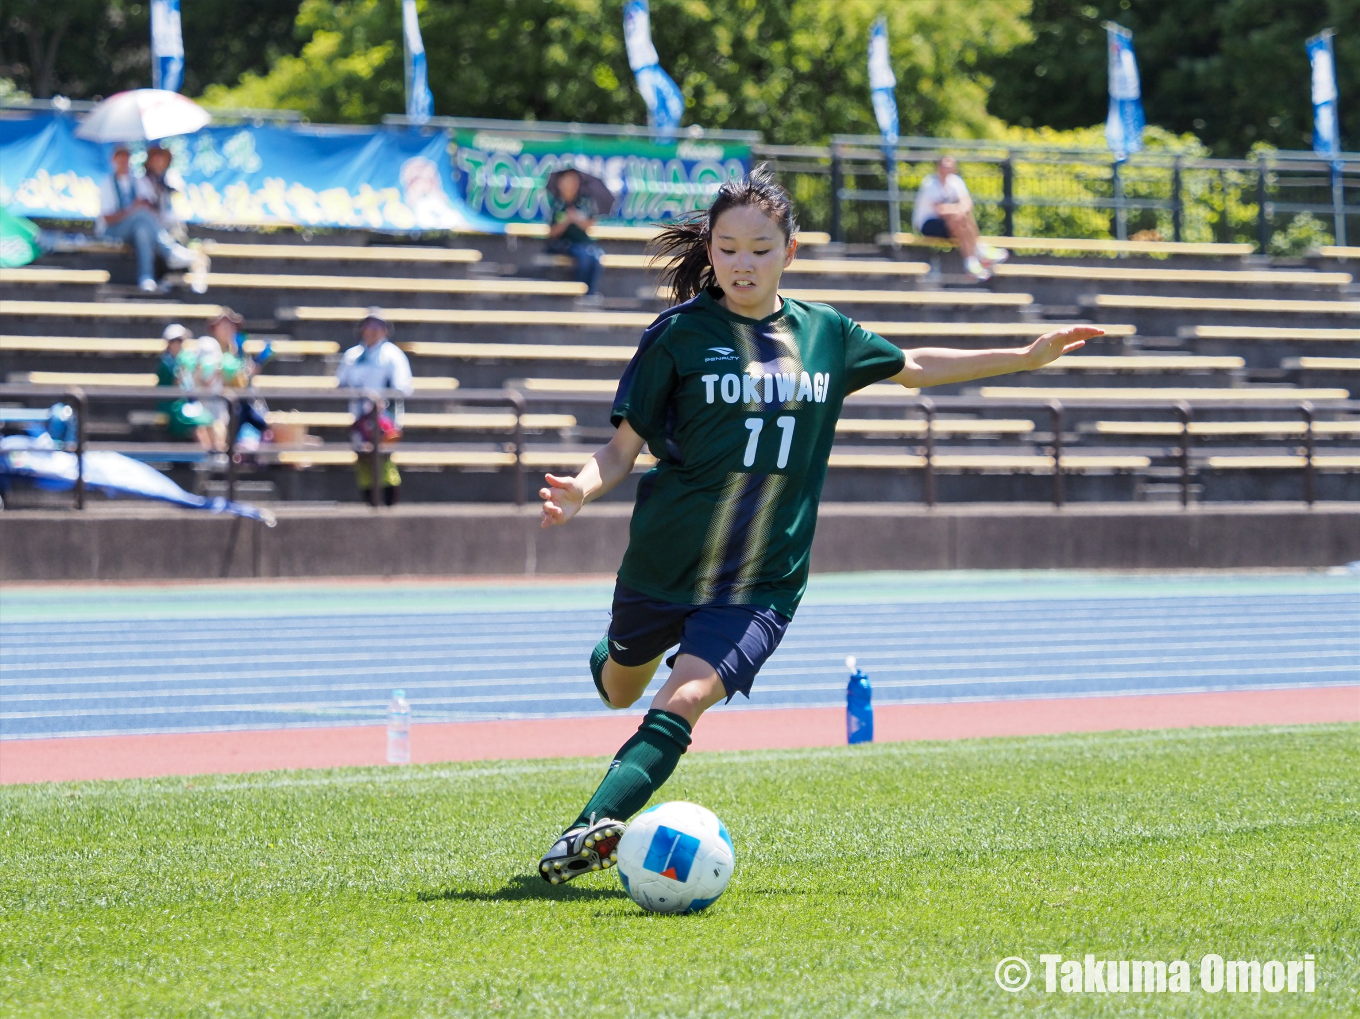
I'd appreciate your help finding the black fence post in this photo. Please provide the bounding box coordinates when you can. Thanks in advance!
[1301,402,1315,507]
[1257,153,1270,252]
[71,387,87,510]
[1111,159,1124,241]
[1176,401,1192,508]
[368,394,383,508]
[225,393,240,504]
[1172,157,1183,243]
[1049,400,1065,507]
[1002,153,1015,239]
[508,389,526,506]
[921,398,936,507]
[830,144,844,244]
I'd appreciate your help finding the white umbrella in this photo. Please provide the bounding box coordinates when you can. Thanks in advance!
[74,89,211,143]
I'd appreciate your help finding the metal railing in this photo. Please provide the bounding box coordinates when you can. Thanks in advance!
[755,138,1360,249]
[2,385,1355,512]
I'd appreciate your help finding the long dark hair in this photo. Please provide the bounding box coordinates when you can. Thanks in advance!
[651,162,798,304]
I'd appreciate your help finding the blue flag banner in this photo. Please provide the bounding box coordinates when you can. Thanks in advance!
[623,0,685,132]
[1307,30,1340,158]
[402,0,434,125]
[867,15,899,145]
[150,0,185,93]
[0,112,503,233]
[1104,22,1144,158]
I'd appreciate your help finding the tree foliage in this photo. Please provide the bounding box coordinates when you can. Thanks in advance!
[0,0,303,100]
[202,0,1031,144]
[980,0,1360,157]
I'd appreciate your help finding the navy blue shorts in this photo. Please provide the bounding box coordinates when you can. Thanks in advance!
[606,582,791,700]
[918,216,950,238]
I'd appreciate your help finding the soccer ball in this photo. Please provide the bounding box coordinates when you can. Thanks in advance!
[614,801,734,914]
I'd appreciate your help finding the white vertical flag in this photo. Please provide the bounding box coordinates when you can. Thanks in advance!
[623,0,685,133]
[403,0,434,124]
[150,0,185,93]
[1104,22,1145,158]
[1307,30,1340,157]
[867,16,899,145]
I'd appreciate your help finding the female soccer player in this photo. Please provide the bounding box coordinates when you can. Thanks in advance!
[536,166,1100,882]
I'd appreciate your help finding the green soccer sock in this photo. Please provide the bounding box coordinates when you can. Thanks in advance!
[568,708,693,832]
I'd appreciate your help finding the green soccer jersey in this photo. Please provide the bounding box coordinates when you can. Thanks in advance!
[610,289,906,617]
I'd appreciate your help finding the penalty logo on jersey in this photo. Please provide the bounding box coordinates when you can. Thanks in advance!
[641,824,700,881]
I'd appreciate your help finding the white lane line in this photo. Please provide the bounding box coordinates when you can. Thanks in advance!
[6,663,1356,722]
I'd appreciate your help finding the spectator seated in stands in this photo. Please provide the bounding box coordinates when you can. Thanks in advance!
[202,308,272,451]
[912,155,1008,282]
[95,145,193,293]
[156,324,216,450]
[545,169,604,301]
[336,308,414,506]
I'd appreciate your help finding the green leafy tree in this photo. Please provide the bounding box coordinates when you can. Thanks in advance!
[980,0,1360,158]
[0,0,302,100]
[203,0,1032,144]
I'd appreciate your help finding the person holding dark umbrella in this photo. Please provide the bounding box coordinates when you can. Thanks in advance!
[546,168,610,300]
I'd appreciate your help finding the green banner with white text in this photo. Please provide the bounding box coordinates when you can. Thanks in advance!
[450,129,751,226]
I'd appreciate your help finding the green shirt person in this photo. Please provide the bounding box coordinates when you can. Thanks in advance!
[533,164,1102,884]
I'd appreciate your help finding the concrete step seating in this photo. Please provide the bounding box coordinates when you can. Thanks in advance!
[836,418,1034,437]
[199,271,587,298]
[1,267,111,285]
[1,300,228,322]
[1320,246,1360,259]
[502,223,832,245]
[1087,294,1360,315]
[992,264,1350,287]
[1282,357,1360,372]
[1095,420,1360,437]
[7,371,459,391]
[202,242,482,265]
[976,386,1349,402]
[1,335,335,356]
[537,253,932,278]
[264,410,574,431]
[886,233,1256,257]
[1179,325,1360,342]
[825,448,1151,471]
[646,286,1033,308]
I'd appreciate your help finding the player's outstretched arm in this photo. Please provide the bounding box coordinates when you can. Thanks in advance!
[891,325,1104,390]
[540,419,647,528]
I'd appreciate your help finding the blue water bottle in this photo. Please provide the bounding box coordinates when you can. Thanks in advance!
[846,656,873,744]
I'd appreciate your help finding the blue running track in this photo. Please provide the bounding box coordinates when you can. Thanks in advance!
[2,571,1356,740]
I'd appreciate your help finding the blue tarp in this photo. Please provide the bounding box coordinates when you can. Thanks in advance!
[0,435,275,524]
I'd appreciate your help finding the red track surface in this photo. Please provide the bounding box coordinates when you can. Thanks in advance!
[3,686,1357,785]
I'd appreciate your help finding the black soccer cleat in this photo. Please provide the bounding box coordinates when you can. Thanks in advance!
[538,817,625,884]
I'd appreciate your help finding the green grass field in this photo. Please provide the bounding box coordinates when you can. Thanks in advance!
[3,724,1357,1018]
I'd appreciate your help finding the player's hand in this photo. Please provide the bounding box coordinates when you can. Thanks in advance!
[1024,325,1104,369]
[540,473,585,528]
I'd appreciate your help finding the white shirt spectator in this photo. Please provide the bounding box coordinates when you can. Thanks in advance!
[336,339,414,423]
[911,172,970,231]
[96,173,155,233]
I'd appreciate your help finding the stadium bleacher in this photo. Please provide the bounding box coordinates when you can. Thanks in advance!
[1,224,1356,506]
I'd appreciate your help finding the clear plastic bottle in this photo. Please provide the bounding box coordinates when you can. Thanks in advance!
[387,689,411,764]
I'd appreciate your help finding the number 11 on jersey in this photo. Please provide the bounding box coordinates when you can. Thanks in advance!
[742,416,796,470]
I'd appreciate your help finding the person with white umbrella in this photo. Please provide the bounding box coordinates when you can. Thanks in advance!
[80,89,209,292]
[95,144,192,292]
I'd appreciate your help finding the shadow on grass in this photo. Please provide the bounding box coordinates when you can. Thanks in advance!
[419,874,630,903]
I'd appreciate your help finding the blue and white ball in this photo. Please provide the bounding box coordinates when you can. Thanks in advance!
[615,801,735,914]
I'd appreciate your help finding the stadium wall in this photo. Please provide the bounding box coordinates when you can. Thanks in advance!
[2,503,1358,581]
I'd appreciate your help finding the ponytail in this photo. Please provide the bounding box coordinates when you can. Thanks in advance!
[650,162,798,305]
